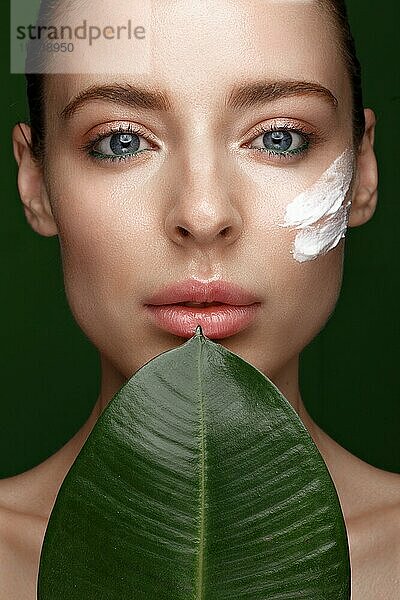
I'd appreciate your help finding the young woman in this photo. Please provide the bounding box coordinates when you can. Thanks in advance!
[2,0,399,597]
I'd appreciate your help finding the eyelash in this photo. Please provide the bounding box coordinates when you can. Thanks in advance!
[245,123,314,160]
[79,123,153,163]
[80,122,315,164]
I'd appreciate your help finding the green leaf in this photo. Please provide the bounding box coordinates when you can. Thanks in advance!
[38,325,350,599]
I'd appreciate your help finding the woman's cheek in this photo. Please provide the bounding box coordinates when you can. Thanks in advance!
[278,148,355,263]
[44,174,138,339]
[242,149,353,363]
[271,148,354,343]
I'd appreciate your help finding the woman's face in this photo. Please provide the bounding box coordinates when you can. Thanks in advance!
[40,0,356,380]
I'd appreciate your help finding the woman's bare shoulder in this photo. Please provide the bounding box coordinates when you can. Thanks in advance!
[349,485,400,599]
[0,470,48,600]
[0,422,93,597]
[300,417,400,598]
[0,511,43,599]
[343,462,400,599]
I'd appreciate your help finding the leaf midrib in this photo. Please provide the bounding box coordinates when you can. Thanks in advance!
[196,337,206,599]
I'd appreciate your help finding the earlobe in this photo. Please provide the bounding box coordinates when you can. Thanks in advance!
[348,108,378,228]
[12,122,58,237]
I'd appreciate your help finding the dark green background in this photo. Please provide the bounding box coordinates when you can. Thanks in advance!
[1,1,399,477]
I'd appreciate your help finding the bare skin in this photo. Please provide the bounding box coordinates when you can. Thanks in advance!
[4,0,400,597]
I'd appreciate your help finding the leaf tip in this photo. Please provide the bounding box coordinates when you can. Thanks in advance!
[194,324,204,337]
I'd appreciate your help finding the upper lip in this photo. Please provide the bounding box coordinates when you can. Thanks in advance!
[144,278,262,306]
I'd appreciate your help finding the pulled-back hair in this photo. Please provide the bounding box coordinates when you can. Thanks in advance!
[25,0,365,164]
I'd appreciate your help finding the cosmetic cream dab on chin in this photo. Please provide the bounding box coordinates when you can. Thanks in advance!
[280,148,354,263]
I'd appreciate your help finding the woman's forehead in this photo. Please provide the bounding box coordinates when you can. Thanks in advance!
[45,0,347,117]
[149,0,337,85]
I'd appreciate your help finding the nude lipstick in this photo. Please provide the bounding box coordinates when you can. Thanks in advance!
[143,279,261,339]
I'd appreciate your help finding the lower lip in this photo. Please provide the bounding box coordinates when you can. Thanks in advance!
[144,303,261,339]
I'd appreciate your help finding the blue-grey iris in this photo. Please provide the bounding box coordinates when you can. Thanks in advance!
[263,130,293,152]
[110,133,140,155]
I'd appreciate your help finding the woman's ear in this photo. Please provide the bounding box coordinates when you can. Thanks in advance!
[12,122,58,237]
[348,108,378,228]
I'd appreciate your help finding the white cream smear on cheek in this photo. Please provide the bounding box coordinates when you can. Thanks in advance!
[279,148,355,262]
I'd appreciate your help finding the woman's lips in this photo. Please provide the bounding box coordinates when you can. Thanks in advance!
[144,302,261,339]
[143,278,261,306]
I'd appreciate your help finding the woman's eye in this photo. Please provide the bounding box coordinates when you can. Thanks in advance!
[91,131,152,159]
[249,129,308,155]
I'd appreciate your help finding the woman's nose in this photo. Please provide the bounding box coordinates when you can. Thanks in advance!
[164,150,243,248]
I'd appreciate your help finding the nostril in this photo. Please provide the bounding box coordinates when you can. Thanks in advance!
[177,226,190,237]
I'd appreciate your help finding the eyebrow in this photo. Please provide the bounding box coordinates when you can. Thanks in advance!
[60,83,172,119]
[226,80,338,111]
[59,79,338,121]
